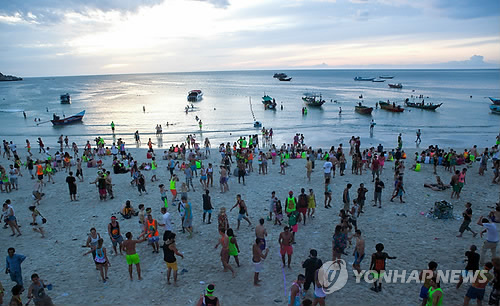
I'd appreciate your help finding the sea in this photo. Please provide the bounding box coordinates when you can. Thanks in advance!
[0,69,499,150]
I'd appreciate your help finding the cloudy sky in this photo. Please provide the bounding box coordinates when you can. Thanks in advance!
[1,0,499,76]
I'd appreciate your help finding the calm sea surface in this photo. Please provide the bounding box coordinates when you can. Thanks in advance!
[0,69,499,149]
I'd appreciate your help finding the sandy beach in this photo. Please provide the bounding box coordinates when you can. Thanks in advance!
[0,139,499,305]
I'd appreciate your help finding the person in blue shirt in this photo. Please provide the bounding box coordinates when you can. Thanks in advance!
[5,248,26,287]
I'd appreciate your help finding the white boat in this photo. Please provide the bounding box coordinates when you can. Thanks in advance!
[187,90,203,102]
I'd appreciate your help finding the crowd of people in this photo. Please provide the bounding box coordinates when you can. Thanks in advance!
[0,130,499,306]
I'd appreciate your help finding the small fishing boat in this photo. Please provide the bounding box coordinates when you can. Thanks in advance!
[187,90,203,102]
[51,110,85,125]
[490,105,500,115]
[404,101,442,110]
[489,97,500,105]
[60,93,71,104]
[279,77,292,81]
[379,101,404,112]
[379,75,394,79]
[302,93,326,107]
[273,73,288,79]
[262,95,277,110]
[388,83,403,89]
[372,79,385,82]
[355,104,373,114]
[354,77,375,81]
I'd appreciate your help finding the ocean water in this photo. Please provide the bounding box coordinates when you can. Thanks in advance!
[0,69,499,149]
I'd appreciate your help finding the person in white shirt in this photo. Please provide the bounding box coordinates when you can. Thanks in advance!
[478,216,499,265]
[159,207,173,233]
[323,160,333,179]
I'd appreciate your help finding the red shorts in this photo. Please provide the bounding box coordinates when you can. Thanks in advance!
[280,245,293,256]
[170,189,177,197]
[99,188,107,196]
[291,224,298,233]
[298,208,307,215]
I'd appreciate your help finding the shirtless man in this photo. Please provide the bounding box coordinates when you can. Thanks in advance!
[214,229,235,277]
[252,238,269,286]
[450,170,460,199]
[352,230,365,273]
[220,166,229,193]
[76,158,84,182]
[279,226,293,268]
[255,218,268,250]
[122,232,146,280]
[230,194,251,230]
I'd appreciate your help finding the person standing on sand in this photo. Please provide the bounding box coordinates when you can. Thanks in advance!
[324,178,332,208]
[202,190,214,224]
[122,232,146,280]
[279,226,294,268]
[3,203,21,237]
[230,195,251,230]
[26,273,53,306]
[342,184,352,212]
[302,249,322,295]
[416,129,422,144]
[170,174,179,202]
[418,261,438,306]
[307,189,316,218]
[269,191,278,222]
[357,183,367,215]
[332,225,347,263]
[162,232,184,285]
[352,230,365,273]
[76,158,83,182]
[227,228,240,267]
[108,216,123,255]
[144,213,160,252]
[450,170,461,199]
[289,274,305,306]
[252,238,269,286]
[214,229,236,277]
[183,197,194,238]
[218,207,229,233]
[255,218,268,250]
[306,157,313,182]
[195,284,220,306]
[457,202,477,237]
[65,171,77,201]
[373,177,384,208]
[5,248,25,287]
[297,188,309,225]
[111,121,115,133]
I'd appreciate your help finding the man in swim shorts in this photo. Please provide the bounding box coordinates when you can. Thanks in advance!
[252,238,269,286]
[122,232,146,280]
[279,226,294,268]
[255,218,268,250]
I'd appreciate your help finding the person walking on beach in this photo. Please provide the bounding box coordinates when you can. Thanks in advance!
[418,261,438,306]
[134,130,140,144]
[3,202,21,236]
[108,216,123,255]
[255,218,268,250]
[357,183,368,215]
[66,171,77,201]
[214,229,236,277]
[144,213,160,252]
[307,189,316,218]
[110,121,115,133]
[227,228,240,267]
[369,243,396,292]
[122,232,146,280]
[332,225,347,263]
[416,129,422,144]
[29,206,46,238]
[451,170,461,199]
[456,245,480,289]
[324,178,332,208]
[252,238,269,286]
[84,238,110,283]
[202,190,214,224]
[5,248,25,287]
[162,232,184,285]
[279,226,293,268]
[297,188,309,225]
[397,133,403,149]
[230,195,251,230]
[477,216,499,265]
[182,196,194,238]
[26,273,53,306]
[289,274,305,306]
[390,176,405,203]
[457,202,477,237]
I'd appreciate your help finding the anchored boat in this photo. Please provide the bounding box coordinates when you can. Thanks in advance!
[51,110,85,125]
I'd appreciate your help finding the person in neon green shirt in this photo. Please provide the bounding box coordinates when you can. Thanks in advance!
[426,277,443,306]
[285,191,297,214]
[151,157,158,182]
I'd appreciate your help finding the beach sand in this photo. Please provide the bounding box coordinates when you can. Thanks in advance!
[0,144,499,305]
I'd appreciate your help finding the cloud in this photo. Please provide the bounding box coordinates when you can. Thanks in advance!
[435,55,498,68]
[194,0,230,8]
[354,9,370,20]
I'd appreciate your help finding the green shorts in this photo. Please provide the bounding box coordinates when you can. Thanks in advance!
[371,271,384,279]
[126,253,140,265]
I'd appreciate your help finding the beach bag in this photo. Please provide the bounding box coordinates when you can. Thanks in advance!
[433,201,453,219]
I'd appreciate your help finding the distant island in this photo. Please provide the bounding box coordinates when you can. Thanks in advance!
[0,72,22,81]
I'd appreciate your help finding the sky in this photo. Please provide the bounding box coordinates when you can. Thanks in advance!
[0,0,499,77]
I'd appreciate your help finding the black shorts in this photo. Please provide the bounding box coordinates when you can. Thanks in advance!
[37,174,44,180]
[76,169,83,176]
